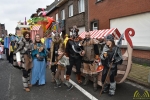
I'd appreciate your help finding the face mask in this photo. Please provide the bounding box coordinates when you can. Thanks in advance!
[25,38,30,41]
[85,38,90,41]
[36,41,41,43]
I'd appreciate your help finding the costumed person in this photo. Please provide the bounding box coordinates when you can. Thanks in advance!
[44,34,52,52]
[97,37,106,55]
[0,42,3,60]
[100,34,122,96]
[80,32,99,91]
[63,34,69,48]
[9,35,16,64]
[65,25,83,84]
[54,48,74,90]
[49,31,63,82]
[44,34,52,67]
[4,35,10,61]
[13,31,33,92]
[31,34,47,86]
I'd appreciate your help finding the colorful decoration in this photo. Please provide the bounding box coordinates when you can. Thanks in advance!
[27,17,47,25]
[45,17,55,30]
[125,28,135,48]
[96,65,104,72]
[41,38,45,44]
[37,21,47,33]
[41,8,47,17]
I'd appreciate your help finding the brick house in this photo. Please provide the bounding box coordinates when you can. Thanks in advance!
[89,0,150,65]
[45,0,88,36]
[45,1,59,22]
[0,24,7,39]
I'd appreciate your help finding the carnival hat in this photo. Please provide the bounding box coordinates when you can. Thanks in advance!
[55,32,60,37]
[105,34,114,41]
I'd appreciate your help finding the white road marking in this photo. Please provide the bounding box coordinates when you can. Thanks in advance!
[125,80,150,91]
[66,76,98,100]
[6,74,11,97]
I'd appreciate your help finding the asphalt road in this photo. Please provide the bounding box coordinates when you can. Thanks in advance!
[0,55,150,100]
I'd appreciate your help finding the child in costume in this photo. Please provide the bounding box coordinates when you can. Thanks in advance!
[54,48,73,91]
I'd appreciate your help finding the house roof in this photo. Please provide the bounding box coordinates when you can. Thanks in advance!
[56,0,68,7]
[45,1,56,15]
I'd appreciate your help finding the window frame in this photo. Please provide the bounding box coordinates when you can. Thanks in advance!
[90,20,99,31]
[56,13,58,22]
[93,22,98,30]
[61,9,65,20]
[69,4,73,17]
[78,0,85,13]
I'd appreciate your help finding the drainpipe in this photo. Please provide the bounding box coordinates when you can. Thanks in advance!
[88,0,90,31]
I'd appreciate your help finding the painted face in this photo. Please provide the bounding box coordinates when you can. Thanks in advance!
[71,28,78,39]
[55,36,60,40]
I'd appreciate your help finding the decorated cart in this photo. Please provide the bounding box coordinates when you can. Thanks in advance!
[72,28,135,86]
[27,14,55,42]
[16,23,30,37]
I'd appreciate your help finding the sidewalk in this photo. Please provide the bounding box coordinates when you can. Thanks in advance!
[127,63,150,87]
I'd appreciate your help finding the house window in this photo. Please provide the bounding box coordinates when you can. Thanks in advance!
[90,20,99,31]
[56,13,58,22]
[61,9,65,20]
[93,22,98,30]
[78,0,85,13]
[69,4,73,17]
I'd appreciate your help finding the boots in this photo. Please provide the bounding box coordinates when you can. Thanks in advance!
[27,76,32,87]
[24,88,30,92]
[83,74,89,86]
[66,75,70,81]
[54,79,61,88]
[102,83,110,93]
[22,77,30,92]
[109,81,116,96]
[93,74,98,92]
[51,72,55,83]
[76,74,82,84]
[64,81,74,91]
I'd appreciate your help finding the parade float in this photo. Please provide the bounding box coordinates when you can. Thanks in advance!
[27,9,56,42]
[16,20,30,37]
[72,28,135,86]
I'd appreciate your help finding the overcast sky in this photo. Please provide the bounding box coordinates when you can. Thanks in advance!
[0,0,55,34]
